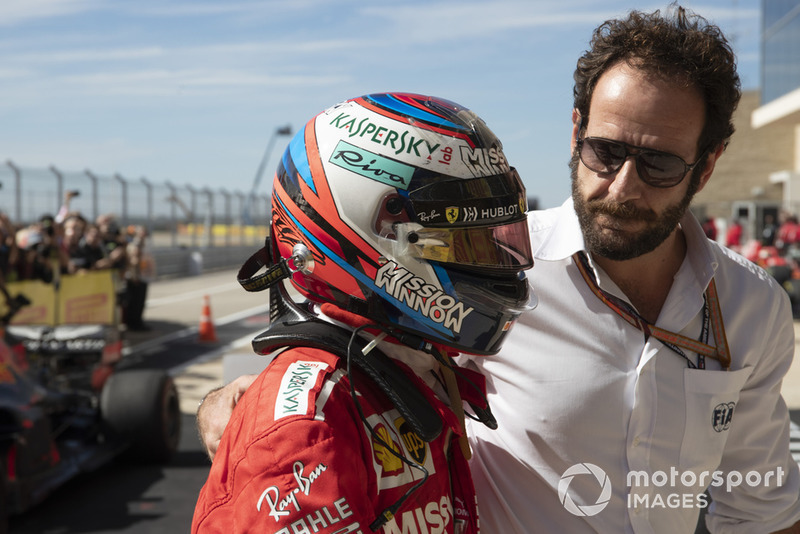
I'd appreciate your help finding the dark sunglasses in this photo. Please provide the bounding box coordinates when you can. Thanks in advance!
[576,136,705,188]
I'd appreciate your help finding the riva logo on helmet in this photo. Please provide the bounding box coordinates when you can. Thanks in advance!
[374,261,474,334]
[329,140,414,189]
[329,112,442,158]
[460,146,509,177]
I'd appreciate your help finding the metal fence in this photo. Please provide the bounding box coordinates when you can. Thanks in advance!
[0,160,271,250]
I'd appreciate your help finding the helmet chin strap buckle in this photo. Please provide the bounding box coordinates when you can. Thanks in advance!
[287,243,314,274]
[237,237,314,293]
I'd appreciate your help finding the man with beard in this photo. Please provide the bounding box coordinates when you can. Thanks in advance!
[462,6,800,533]
[196,6,800,533]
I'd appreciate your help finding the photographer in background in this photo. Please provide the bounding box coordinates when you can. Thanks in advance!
[10,225,54,283]
[0,212,18,286]
[95,214,128,273]
[123,224,152,331]
[54,189,81,225]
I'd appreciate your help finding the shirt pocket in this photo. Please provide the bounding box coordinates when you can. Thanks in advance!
[679,367,752,472]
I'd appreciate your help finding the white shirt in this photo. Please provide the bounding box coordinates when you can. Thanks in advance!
[464,198,800,533]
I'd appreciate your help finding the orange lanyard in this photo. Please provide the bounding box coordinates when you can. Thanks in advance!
[574,252,731,370]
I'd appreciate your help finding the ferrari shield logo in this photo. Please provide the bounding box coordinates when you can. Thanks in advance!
[445,206,459,224]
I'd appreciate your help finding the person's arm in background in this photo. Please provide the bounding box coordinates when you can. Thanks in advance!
[54,190,79,224]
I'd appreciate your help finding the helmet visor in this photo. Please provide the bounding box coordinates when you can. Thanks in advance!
[397,219,533,271]
[408,168,527,228]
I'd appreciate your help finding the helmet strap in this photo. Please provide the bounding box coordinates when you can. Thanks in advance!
[236,231,293,293]
[436,348,473,461]
[237,225,318,294]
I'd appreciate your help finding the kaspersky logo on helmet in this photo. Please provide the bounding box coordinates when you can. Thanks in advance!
[374,261,473,334]
[328,111,442,159]
[326,105,508,179]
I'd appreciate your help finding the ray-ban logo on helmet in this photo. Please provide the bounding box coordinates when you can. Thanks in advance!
[330,141,414,189]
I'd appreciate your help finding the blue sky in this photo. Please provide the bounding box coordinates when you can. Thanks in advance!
[0,0,760,210]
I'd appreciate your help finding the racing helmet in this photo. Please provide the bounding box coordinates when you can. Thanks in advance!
[270,92,535,355]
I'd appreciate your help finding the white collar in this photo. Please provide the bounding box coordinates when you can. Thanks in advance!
[531,197,586,262]
[533,196,719,290]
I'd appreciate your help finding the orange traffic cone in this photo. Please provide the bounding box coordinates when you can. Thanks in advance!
[198,295,218,342]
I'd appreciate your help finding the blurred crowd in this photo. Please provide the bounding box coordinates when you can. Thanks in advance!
[700,211,798,255]
[702,210,800,317]
[0,191,153,331]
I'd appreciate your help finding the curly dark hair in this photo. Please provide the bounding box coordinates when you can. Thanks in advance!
[573,4,741,155]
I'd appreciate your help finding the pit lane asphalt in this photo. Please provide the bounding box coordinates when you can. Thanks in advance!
[8,268,270,534]
[9,268,800,533]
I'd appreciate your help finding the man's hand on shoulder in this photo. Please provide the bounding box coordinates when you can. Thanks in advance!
[196,374,258,461]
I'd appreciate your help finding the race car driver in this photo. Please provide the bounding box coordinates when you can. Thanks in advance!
[191,92,535,534]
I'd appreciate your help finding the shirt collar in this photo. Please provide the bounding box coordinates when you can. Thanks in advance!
[532,197,586,261]
[533,196,719,289]
[680,208,719,288]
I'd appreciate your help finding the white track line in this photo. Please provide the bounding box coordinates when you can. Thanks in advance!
[124,304,267,375]
[145,282,241,308]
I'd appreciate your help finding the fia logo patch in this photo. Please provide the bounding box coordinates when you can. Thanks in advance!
[712,402,735,432]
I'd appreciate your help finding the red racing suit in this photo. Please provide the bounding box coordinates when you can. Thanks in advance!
[192,345,481,533]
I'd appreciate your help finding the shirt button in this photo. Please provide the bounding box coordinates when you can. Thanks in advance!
[632,436,641,447]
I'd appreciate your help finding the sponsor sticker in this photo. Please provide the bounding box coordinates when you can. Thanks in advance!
[394,417,426,465]
[459,145,509,177]
[372,423,404,476]
[328,112,442,160]
[329,140,415,189]
[257,460,329,521]
[382,496,453,533]
[373,260,474,335]
[274,361,329,420]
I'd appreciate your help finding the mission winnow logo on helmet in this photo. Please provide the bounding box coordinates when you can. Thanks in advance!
[374,260,474,334]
